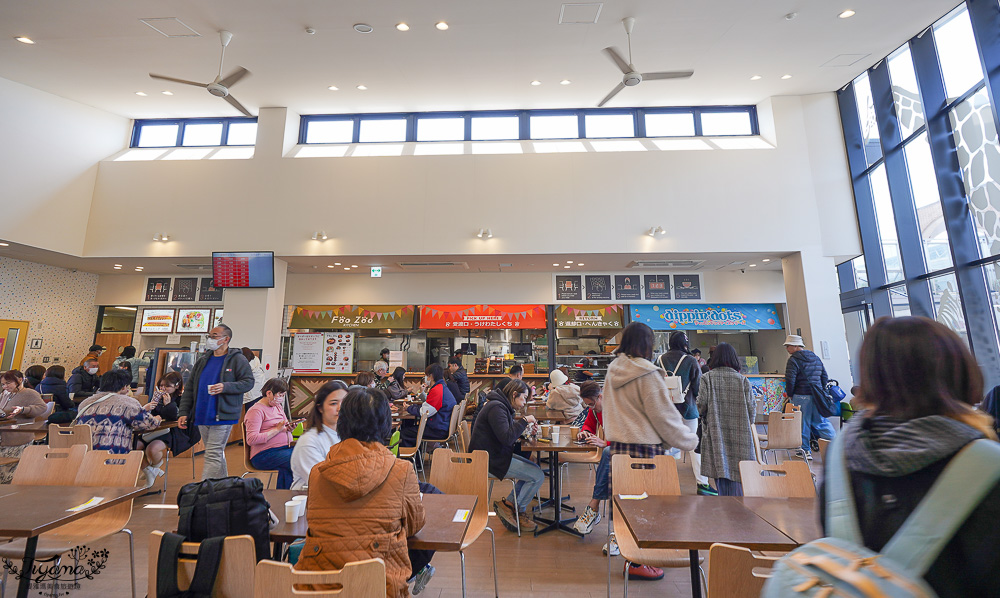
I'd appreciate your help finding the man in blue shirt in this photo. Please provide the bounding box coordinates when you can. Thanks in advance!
[178,324,254,479]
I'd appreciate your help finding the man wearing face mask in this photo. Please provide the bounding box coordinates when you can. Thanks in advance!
[178,324,255,480]
[67,357,101,400]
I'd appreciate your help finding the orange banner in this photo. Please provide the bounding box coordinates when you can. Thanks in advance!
[419,305,547,329]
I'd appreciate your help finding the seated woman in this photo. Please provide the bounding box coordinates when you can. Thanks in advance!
[290,379,348,490]
[546,368,584,424]
[37,365,76,424]
[399,364,456,447]
[0,369,47,483]
[75,369,160,455]
[380,366,409,401]
[354,371,376,388]
[296,387,430,598]
[469,379,543,534]
[136,372,201,488]
[22,365,45,391]
[245,378,295,489]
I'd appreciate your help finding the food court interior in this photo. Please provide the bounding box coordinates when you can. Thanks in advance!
[3,0,1000,596]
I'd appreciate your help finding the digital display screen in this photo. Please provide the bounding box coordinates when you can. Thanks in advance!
[212,252,275,288]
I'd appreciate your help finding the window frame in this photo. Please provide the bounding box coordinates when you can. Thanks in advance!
[131,116,258,148]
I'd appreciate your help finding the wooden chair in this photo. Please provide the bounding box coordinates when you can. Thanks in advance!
[739,461,816,498]
[253,558,386,598]
[397,412,429,479]
[30,402,56,442]
[611,454,706,598]
[148,531,255,597]
[428,449,498,598]
[47,424,93,449]
[816,438,831,463]
[783,402,801,413]
[12,444,87,485]
[457,420,471,453]
[240,421,277,489]
[707,543,778,598]
[761,411,801,463]
[750,425,766,464]
[0,450,144,598]
[421,403,464,454]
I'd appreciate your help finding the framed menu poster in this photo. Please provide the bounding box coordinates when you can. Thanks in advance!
[212,309,224,328]
[322,332,355,374]
[292,333,323,373]
[140,309,176,333]
[176,309,211,333]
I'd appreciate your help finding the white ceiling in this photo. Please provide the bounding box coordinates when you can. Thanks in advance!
[0,0,960,119]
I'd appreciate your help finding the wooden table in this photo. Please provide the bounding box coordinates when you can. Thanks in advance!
[613,495,809,598]
[0,484,148,598]
[520,436,598,538]
[522,407,568,422]
[739,497,821,545]
[0,421,48,433]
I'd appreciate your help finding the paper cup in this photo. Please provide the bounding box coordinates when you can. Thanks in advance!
[292,495,307,518]
[541,424,551,439]
[285,501,299,523]
[570,426,581,439]
[551,428,561,443]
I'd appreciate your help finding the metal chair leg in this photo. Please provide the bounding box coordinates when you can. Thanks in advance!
[122,528,136,598]
[624,559,630,598]
[486,525,499,598]
[459,550,467,598]
[50,556,60,598]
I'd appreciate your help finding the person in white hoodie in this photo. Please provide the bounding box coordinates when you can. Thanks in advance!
[242,347,267,412]
[602,321,699,580]
[546,368,584,423]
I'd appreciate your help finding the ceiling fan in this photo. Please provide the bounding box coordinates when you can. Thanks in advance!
[149,30,253,117]
[597,17,693,107]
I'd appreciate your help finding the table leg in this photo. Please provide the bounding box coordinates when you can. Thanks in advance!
[272,541,283,561]
[689,550,701,598]
[534,453,574,513]
[533,451,583,538]
[16,536,38,598]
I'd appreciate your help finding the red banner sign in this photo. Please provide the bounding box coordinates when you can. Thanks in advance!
[419,305,547,329]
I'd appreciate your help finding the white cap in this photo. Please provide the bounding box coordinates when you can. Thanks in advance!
[783,334,805,347]
[550,369,568,386]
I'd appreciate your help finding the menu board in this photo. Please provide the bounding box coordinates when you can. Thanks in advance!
[322,332,355,374]
[145,278,171,302]
[614,275,642,301]
[176,309,211,333]
[555,275,583,301]
[140,309,176,333]
[199,278,224,302]
[212,309,224,328]
[212,252,275,288]
[292,333,324,373]
[585,275,612,301]
[171,277,198,302]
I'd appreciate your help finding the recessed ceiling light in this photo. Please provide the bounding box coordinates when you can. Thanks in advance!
[435,21,449,31]
[0,242,9,247]
[114,264,122,267]
[750,264,757,267]
[396,23,409,31]
[356,85,368,90]
[14,36,34,45]
[578,263,585,266]
[762,258,771,263]
[327,86,339,91]
[781,74,792,80]
[567,261,573,264]
[839,9,856,19]
[353,23,374,34]
[553,263,560,267]
[530,80,541,86]
[351,265,358,268]
[161,90,173,96]
[334,262,341,265]
[560,79,571,85]
[750,75,762,81]
[344,267,351,270]
[113,266,122,270]
[327,265,335,268]
[135,92,148,96]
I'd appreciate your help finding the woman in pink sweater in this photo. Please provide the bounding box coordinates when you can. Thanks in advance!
[245,378,297,488]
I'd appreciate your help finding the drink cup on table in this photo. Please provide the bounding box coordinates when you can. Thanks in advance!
[292,495,307,518]
[541,424,551,439]
[551,427,561,443]
[285,501,299,523]
[570,426,581,439]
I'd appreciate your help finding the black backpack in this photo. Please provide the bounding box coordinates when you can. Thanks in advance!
[155,477,272,597]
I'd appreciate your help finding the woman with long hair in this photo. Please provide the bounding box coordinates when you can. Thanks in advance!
[697,342,755,496]
[290,379,349,490]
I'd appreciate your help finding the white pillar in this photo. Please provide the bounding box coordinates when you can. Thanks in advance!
[221,258,287,374]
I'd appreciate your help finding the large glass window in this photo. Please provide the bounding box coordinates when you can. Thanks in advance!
[182,123,223,146]
[889,285,911,317]
[853,73,883,167]
[227,122,258,145]
[530,115,578,139]
[137,124,178,147]
[701,111,753,136]
[644,112,695,137]
[933,6,985,102]
[359,118,407,143]
[471,116,519,140]
[417,117,465,142]
[585,114,635,138]
[852,255,869,289]
[930,273,968,344]
[903,133,952,270]
[305,120,353,144]
[887,45,925,140]
[870,165,905,282]
[949,87,1000,258]
[984,262,1000,342]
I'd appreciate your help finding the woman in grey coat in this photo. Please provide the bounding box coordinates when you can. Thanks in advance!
[696,343,757,496]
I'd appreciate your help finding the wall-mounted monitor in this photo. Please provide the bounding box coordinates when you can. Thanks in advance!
[212,251,275,288]
[459,343,478,354]
[511,343,533,356]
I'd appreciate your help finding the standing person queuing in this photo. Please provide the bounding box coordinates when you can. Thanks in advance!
[68,357,100,400]
[603,322,698,579]
[820,317,1000,597]
[696,343,756,496]
[783,334,835,459]
[177,324,254,480]
[399,364,456,447]
[137,372,199,488]
[245,378,295,489]
[656,331,715,495]
[241,347,266,412]
[0,370,46,483]
[113,346,148,389]
[469,379,543,533]
[573,381,611,535]
[37,365,76,424]
[547,368,584,424]
[290,380,348,490]
[75,369,160,455]
[80,344,105,367]
[296,387,428,598]
[447,356,470,398]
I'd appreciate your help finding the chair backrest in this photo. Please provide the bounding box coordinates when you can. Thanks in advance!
[707,543,777,598]
[48,424,93,449]
[12,444,87,485]
[39,393,54,403]
[610,454,681,496]
[149,531,256,598]
[428,448,490,524]
[783,402,801,414]
[75,449,144,487]
[817,438,831,463]
[413,412,429,447]
[457,420,471,453]
[738,460,816,498]
[253,558,386,598]
[449,402,463,435]
[35,401,55,421]
[766,411,802,450]
[750,425,764,464]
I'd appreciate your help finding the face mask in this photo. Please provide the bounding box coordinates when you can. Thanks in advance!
[87,367,98,375]
[205,338,222,351]
[274,394,286,405]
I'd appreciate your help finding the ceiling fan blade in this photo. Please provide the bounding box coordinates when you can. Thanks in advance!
[223,94,253,117]
[603,47,631,74]
[597,83,626,108]
[642,70,694,81]
[149,73,209,87]
[219,66,250,88]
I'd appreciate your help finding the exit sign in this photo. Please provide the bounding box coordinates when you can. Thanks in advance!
[371,266,382,278]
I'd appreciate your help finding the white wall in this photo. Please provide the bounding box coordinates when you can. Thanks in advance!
[0,77,129,255]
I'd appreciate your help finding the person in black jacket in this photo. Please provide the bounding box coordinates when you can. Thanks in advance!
[37,365,76,424]
[820,316,1000,598]
[23,365,45,391]
[783,334,835,458]
[135,371,200,488]
[67,358,100,400]
[468,379,542,534]
[447,356,470,398]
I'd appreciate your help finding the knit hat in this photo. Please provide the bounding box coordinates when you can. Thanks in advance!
[550,369,568,386]
[783,335,805,347]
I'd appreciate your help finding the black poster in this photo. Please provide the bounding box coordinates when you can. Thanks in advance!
[199,277,224,302]
[644,275,672,301]
[614,275,642,301]
[144,278,171,302]
[555,275,583,301]
[172,277,198,302]
[673,274,702,300]
[585,275,612,301]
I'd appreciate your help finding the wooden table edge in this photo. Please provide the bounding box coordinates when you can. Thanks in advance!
[0,485,149,537]
[408,495,478,551]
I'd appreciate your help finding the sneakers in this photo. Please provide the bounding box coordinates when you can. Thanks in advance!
[603,533,620,556]
[696,484,718,496]
[625,563,665,581]
[493,500,519,533]
[411,564,435,595]
[573,505,602,534]
[518,512,538,533]
[141,465,163,488]
[795,449,814,461]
